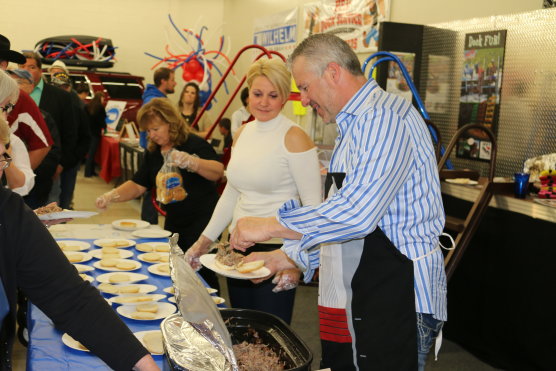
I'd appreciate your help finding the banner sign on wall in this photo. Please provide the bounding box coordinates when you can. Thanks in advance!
[457,30,507,161]
[303,0,389,53]
[253,8,298,58]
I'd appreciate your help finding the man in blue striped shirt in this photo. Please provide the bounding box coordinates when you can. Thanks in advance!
[231,34,446,371]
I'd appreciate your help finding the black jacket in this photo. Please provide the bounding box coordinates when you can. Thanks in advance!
[0,188,149,370]
[39,83,79,168]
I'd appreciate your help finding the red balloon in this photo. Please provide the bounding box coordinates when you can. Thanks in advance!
[181,56,204,82]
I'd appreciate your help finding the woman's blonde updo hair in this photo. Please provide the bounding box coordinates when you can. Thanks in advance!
[137,98,190,152]
[246,58,291,103]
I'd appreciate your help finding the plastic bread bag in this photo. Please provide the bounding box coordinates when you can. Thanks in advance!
[155,150,188,205]
[162,233,238,370]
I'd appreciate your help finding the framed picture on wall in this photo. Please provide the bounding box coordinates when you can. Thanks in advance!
[456,30,507,161]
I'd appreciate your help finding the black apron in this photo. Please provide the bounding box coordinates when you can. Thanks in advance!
[320,172,417,371]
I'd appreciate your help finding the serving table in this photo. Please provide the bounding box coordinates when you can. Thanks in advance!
[26,224,207,370]
[441,181,556,369]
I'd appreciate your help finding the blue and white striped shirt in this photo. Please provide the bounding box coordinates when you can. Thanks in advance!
[279,79,447,320]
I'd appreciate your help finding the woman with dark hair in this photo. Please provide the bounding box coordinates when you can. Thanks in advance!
[95,98,224,289]
[178,82,224,153]
[84,91,106,177]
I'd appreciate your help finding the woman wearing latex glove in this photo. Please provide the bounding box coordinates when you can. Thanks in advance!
[94,98,224,290]
[189,59,322,324]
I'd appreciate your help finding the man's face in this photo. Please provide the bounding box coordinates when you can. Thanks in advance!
[21,58,42,85]
[14,77,34,95]
[162,72,176,95]
[0,60,8,71]
[292,57,337,124]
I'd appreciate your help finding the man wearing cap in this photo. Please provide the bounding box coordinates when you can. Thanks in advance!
[0,34,53,169]
[50,70,91,209]
[20,51,79,208]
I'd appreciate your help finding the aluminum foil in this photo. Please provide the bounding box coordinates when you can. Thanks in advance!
[164,233,238,370]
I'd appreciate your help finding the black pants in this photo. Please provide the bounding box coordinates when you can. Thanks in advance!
[227,243,296,324]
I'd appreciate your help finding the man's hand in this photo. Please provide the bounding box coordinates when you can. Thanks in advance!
[242,249,297,284]
[230,217,275,251]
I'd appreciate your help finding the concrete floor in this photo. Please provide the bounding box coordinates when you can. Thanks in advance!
[12,167,498,370]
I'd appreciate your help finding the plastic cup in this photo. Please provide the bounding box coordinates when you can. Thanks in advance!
[514,173,530,199]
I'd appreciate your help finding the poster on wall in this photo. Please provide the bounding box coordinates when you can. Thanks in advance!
[385,52,415,103]
[457,30,507,161]
[104,100,127,132]
[253,8,298,59]
[303,0,390,53]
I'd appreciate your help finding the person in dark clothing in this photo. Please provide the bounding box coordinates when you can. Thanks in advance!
[95,98,224,290]
[23,109,61,208]
[50,71,91,208]
[84,91,107,177]
[0,122,159,371]
[218,117,232,150]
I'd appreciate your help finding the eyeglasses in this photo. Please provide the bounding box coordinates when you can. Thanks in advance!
[0,153,12,170]
[0,102,15,114]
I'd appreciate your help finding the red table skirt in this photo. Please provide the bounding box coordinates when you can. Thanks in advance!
[95,135,121,183]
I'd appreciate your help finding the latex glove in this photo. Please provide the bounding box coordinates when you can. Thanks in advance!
[271,268,301,293]
[95,189,120,210]
[171,150,199,172]
[184,236,213,271]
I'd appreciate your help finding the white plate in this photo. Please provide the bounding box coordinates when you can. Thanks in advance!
[73,264,94,273]
[134,330,164,355]
[137,252,169,264]
[212,296,225,305]
[56,240,91,251]
[79,274,94,283]
[89,249,134,260]
[136,243,170,253]
[112,219,150,231]
[38,210,98,221]
[117,302,176,321]
[445,178,479,185]
[199,254,271,280]
[111,294,166,305]
[148,263,171,277]
[96,272,149,284]
[97,283,157,295]
[206,288,218,295]
[93,238,136,249]
[61,333,89,352]
[93,259,142,272]
[167,296,176,303]
[132,229,172,239]
[64,251,93,264]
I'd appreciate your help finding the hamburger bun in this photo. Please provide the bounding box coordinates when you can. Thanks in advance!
[236,260,265,274]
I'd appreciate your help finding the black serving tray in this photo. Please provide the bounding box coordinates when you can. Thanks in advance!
[165,308,312,371]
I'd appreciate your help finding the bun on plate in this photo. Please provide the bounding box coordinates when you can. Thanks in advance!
[214,259,237,271]
[236,260,265,274]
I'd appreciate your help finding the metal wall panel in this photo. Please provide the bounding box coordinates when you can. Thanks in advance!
[421,8,556,177]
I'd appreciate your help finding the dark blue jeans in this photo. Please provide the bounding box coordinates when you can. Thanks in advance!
[417,312,444,371]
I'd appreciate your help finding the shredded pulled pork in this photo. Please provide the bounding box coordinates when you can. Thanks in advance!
[233,341,285,371]
[34,204,63,215]
[215,243,243,267]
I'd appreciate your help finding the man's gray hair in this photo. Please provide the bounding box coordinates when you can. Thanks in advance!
[288,33,363,77]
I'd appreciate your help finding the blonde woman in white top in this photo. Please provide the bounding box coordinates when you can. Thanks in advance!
[186,58,321,323]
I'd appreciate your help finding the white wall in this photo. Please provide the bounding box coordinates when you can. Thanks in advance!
[1,0,544,118]
[1,0,225,107]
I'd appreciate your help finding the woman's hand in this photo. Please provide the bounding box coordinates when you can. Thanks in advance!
[184,235,213,271]
[95,189,120,210]
[171,150,199,172]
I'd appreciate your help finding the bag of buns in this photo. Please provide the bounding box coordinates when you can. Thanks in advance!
[156,150,188,204]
